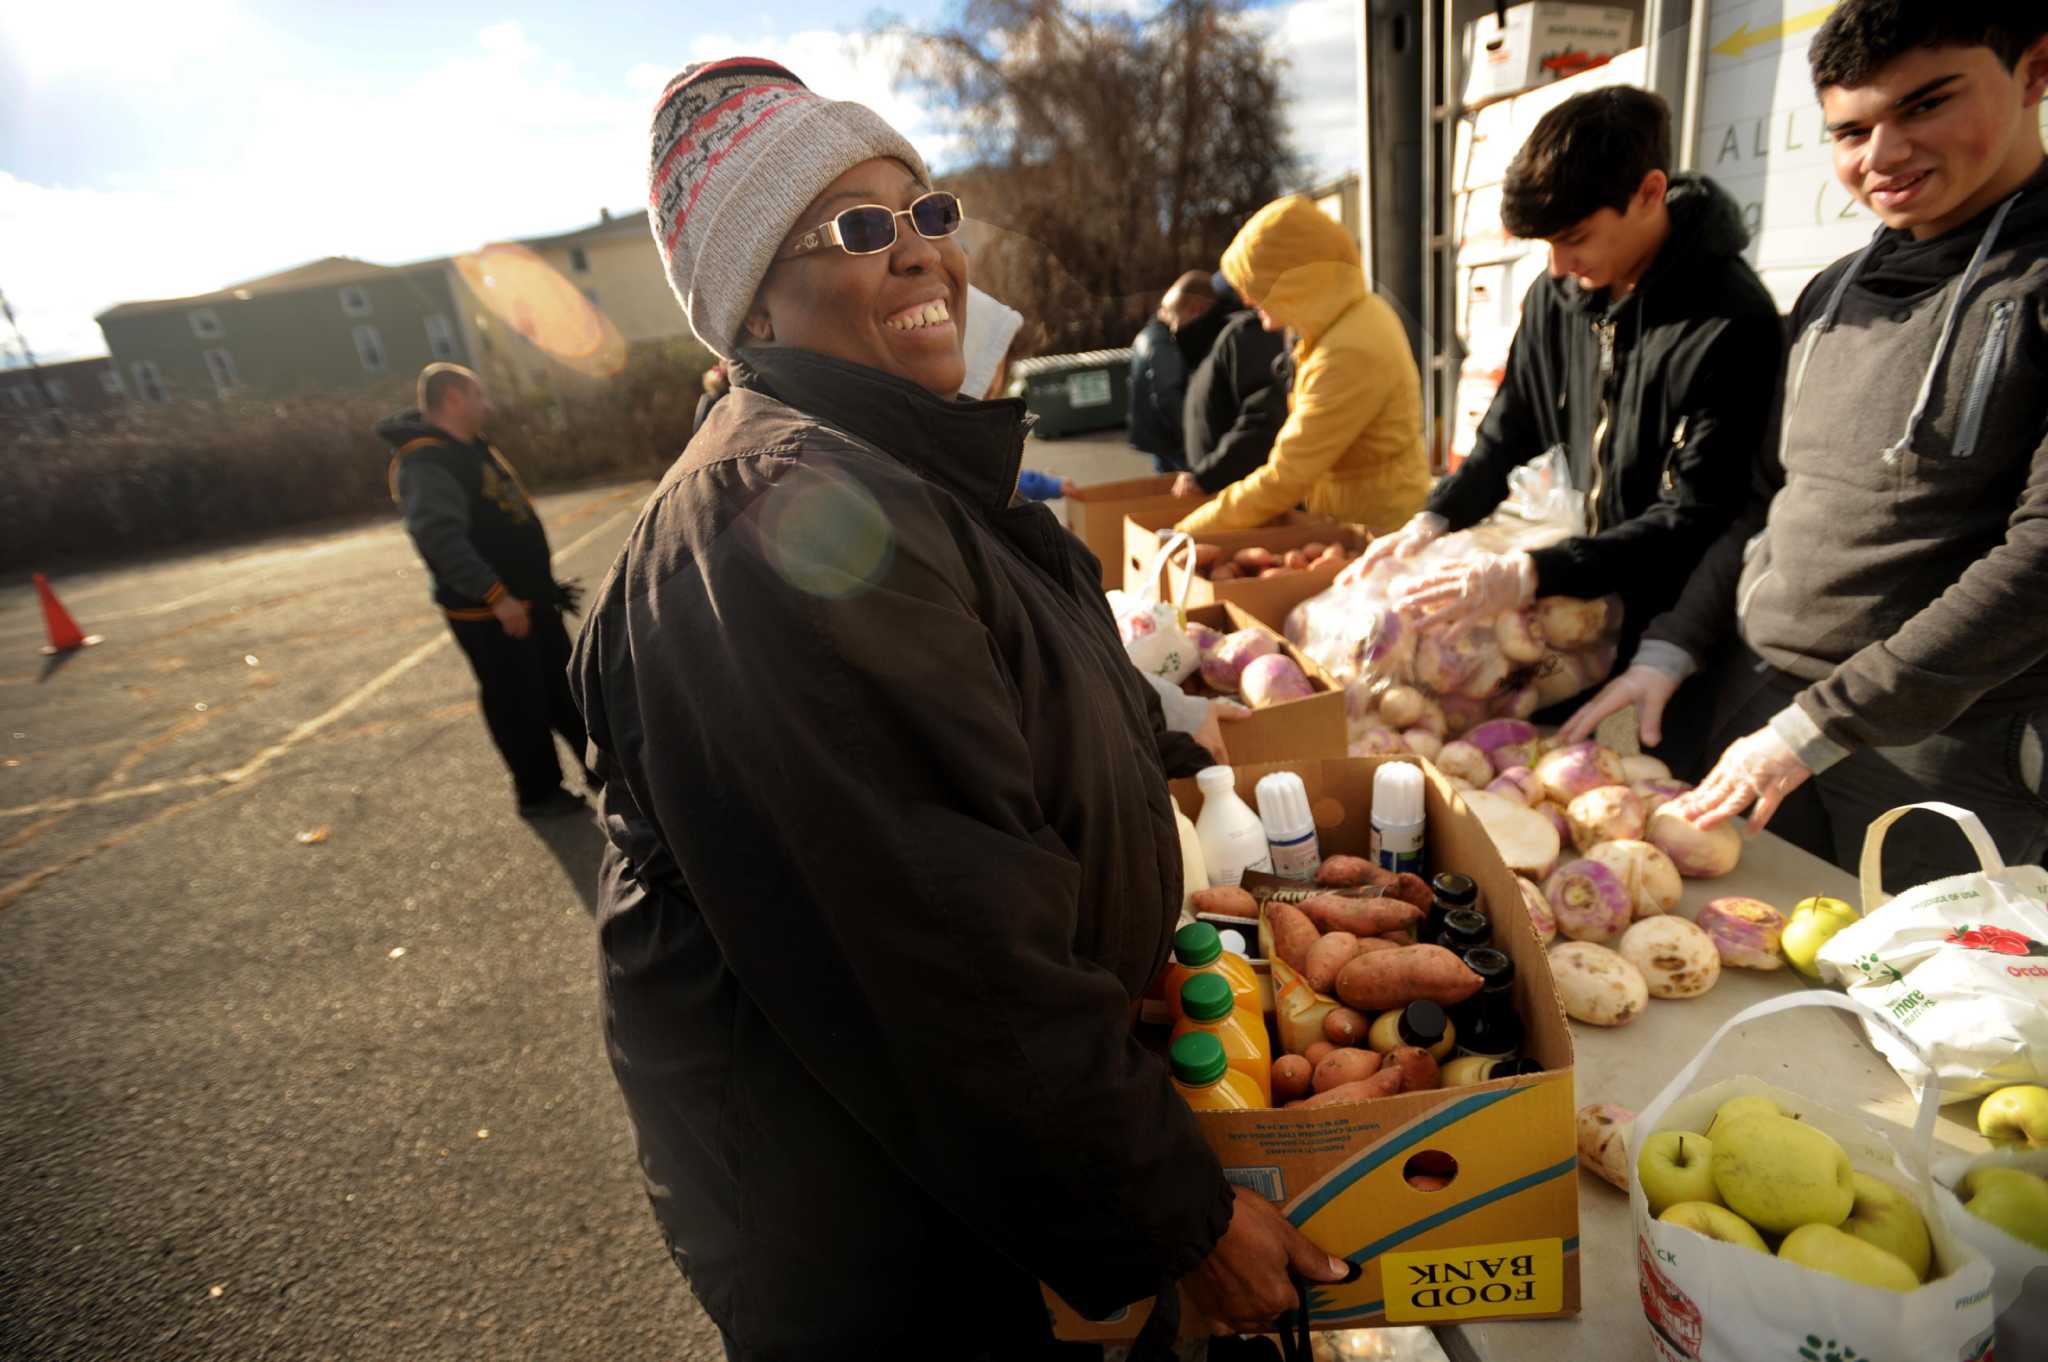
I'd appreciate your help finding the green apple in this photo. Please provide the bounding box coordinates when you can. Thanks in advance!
[1959,1165,2048,1252]
[1711,1113,1855,1234]
[1638,1131,1721,1216]
[1781,896,1859,980]
[1660,1200,1768,1253]
[1840,1171,1932,1280]
[1778,1223,1921,1292]
[1706,1095,1782,1141]
[1976,1085,2048,1147]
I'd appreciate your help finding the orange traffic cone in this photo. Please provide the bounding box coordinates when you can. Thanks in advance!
[33,573,102,656]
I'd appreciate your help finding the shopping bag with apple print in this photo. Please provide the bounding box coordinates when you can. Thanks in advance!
[1816,802,2048,1103]
[1628,993,1995,1362]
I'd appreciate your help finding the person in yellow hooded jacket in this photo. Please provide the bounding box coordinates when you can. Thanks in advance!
[1174,195,1430,537]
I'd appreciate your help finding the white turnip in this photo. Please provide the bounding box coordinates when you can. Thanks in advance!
[1617,916,1721,999]
[1348,727,1405,756]
[1434,741,1494,788]
[1485,765,1542,806]
[1566,785,1647,852]
[1696,897,1788,970]
[1377,684,1427,730]
[1499,684,1541,719]
[1402,728,1444,760]
[1534,741,1626,805]
[1240,654,1314,709]
[1495,608,1546,663]
[1464,718,1542,774]
[1531,651,1592,707]
[1517,875,1557,946]
[1619,754,1670,783]
[1582,839,1682,918]
[1536,596,1609,649]
[1412,697,1449,738]
[1461,790,1564,879]
[1202,628,1276,692]
[1545,858,1633,943]
[1647,808,1742,878]
[1549,942,1648,1026]
[1186,622,1226,658]
[1630,778,1693,815]
[1536,801,1573,846]
[1438,695,1487,736]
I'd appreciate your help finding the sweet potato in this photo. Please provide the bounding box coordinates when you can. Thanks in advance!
[1272,1054,1314,1103]
[1322,1007,1370,1047]
[1209,563,1239,581]
[1301,1067,1405,1107]
[1353,936,1402,956]
[1382,873,1434,910]
[1193,542,1224,569]
[1190,886,1257,917]
[1388,1046,1440,1092]
[1283,549,1310,571]
[1258,566,1292,578]
[1302,541,1329,559]
[1315,855,1377,887]
[1333,945,1484,1012]
[1299,893,1424,938]
[1233,546,1276,572]
[1302,1040,1336,1067]
[1302,932,1361,992]
[1312,1047,1383,1092]
[1267,902,1321,974]
[1379,930,1415,946]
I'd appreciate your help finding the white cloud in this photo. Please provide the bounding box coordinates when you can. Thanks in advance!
[1260,0,1362,187]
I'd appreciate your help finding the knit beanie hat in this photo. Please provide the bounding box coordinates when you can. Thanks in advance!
[647,57,930,359]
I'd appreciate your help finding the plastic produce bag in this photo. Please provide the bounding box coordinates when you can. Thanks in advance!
[1629,992,1995,1362]
[1283,528,1621,750]
[1106,533,1200,685]
[1816,802,2048,1104]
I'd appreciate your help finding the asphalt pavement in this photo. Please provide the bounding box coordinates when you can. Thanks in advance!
[0,430,1160,1361]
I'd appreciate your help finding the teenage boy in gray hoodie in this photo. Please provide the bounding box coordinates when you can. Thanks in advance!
[1566,0,2048,884]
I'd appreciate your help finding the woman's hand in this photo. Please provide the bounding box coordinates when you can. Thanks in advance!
[1192,702,1250,766]
[1172,473,1202,499]
[1667,727,1811,833]
[1559,665,1682,746]
[1183,1186,1354,1336]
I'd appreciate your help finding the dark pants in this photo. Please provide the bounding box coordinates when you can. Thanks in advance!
[447,606,586,806]
[1701,646,2048,888]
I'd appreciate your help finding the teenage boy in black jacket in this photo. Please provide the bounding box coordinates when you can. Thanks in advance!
[1567,0,2048,884]
[1357,88,1783,729]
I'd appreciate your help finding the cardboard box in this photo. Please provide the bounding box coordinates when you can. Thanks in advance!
[1049,756,1580,1340]
[1462,4,1635,109]
[1065,475,1207,589]
[1122,510,1367,633]
[1183,602,1347,768]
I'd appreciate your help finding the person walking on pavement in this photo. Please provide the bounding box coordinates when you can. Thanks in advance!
[377,363,591,819]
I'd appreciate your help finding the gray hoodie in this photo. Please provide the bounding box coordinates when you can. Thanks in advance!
[1642,163,2048,768]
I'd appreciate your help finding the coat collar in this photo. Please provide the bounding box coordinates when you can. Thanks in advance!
[730,347,1030,515]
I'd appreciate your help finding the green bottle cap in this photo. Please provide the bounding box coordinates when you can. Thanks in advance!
[1179,971,1236,1022]
[1174,921,1223,967]
[1170,1031,1230,1086]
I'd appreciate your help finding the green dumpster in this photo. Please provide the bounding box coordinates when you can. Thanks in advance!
[1010,348,1132,439]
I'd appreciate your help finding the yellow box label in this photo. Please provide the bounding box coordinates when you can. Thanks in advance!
[1379,1236,1563,1323]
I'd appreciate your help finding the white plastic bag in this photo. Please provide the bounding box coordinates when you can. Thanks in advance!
[1106,533,1199,684]
[1629,992,1996,1362]
[1930,1146,2048,1356]
[1816,803,2048,1104]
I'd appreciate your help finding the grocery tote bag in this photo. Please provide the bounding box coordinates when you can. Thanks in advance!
[1628,993,1995,1362]
[1817,802,2048,1103]
[1106,532,1200,684]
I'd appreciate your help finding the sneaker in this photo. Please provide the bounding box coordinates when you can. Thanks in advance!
[518,787,588,819]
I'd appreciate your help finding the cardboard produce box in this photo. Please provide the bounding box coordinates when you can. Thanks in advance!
[1122,510,1367,632]
[1049,756,1580,1340]
[1183,602,1346,768]
[1462,3,1634,109]
[1064,475,1206,589]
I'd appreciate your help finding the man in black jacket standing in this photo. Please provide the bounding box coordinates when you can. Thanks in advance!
[1362,87,1784,760]
[1175,294,1289,496]
[378,364,589,818]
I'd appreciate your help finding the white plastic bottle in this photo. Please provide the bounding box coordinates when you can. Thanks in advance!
[1370,763,1426,876]
[1196,766,1273,887]
[1254,771,1321,880]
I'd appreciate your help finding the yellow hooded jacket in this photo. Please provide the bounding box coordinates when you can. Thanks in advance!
[1176,196,1430,536]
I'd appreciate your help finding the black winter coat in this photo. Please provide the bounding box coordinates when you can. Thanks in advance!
[1182,310,1289,493]
[1425,174,1785,655]
[568,347,1231,1356]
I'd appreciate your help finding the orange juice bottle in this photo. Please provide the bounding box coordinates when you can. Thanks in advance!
[1172,973,1273,1104]
[1163,922,1261,1024]
[1169,1032,1263,1110]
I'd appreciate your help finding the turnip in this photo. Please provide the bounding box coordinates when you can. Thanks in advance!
[1438,695,1487,736]
[1495,607,1546,663]
[1461,790,1563,879]
[1696,897,1788,970]
[1536,596,1609,649]
[1517,875,1557,946]
[1202,628,1277,692]
[1534,741,1626,805]
[1362,611,1415,676]
[1186,622,1226,658]
[1435,741,1494,788]
[1619,754,1670,783]
[1566,785,1647,852]
[1549,941,1649,1026]
[1401,728,1444,761]
[1344,680,1378,726]
[1630,778,1693,815]
[1582,839,1682,918]
[1617,916,1721,999]
[1378,684,1427,730]
[1531,651,1592,707]
[1536,801,1573,846]
[1412,697,1449,738]
[1240,654,1314,709]
[1414,632,1468,694]
[1646,808,1742,878]
[1545,858,1633,943]
[1456,639,1513,699]
[1348,727,1404,757]
[1499,684,1541,719]
[1464,718,1542,774]
[1485,765,1542,806]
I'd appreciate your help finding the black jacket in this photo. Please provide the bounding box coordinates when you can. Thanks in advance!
[568,347,1229,1354]
[1183,310,1289,493]
[1425,174,1784,654]
[375,411,554,611]
[1126,318,1187,460]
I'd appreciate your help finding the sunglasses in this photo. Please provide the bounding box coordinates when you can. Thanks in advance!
[779,191,965,261]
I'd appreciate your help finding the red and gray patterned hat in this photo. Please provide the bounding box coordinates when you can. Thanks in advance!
[647,58,929,359]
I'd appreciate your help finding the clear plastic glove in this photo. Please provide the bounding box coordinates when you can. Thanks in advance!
[1391,549,1535,624]
[1559,665,1682,747]
[1668,726,1812,833]
[1338,511,1447,586]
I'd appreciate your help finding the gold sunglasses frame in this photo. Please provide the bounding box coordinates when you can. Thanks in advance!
[778,192,966,262]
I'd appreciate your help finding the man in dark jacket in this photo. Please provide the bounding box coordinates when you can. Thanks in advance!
[378,363,588,818]
[1126,270,1226,469]
[1368,87,1784,747]
[1566,1,2048,884]
[1177,301,1290,495]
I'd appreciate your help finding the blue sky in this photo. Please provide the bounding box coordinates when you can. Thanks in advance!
[0,1,1358,360]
